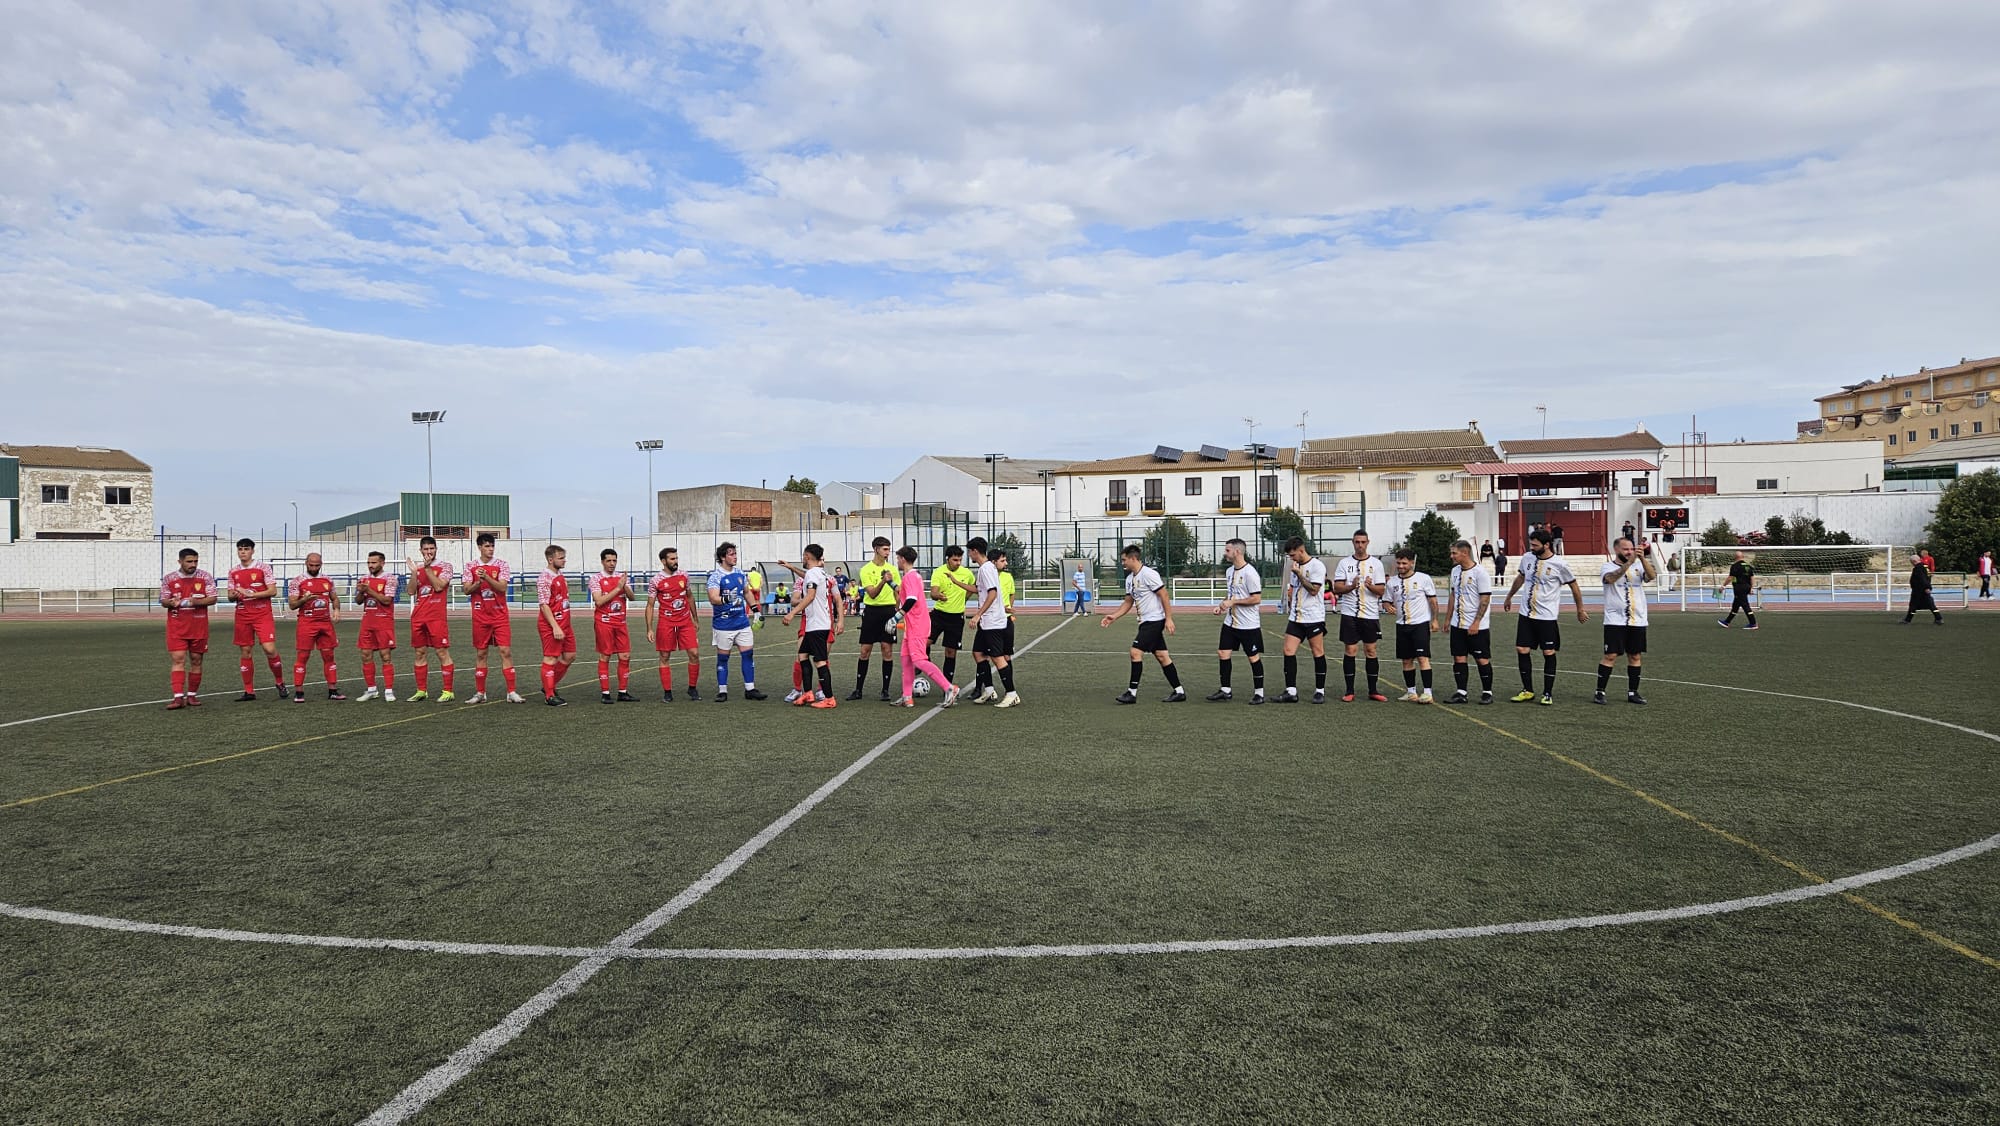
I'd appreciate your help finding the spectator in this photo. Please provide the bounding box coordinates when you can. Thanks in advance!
[1903,552,1942,625]
[1621,520,1635,543]
[1494,535,1508,579]
[1979,550,1994,600]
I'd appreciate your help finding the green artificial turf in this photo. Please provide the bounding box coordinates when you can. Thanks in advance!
[2,611,1996,1123]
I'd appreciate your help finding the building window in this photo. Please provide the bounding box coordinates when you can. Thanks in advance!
[1108,480,1127,502]
[1460,477,1483,502]
[1976,422,1986,435]
[1257,474,1280,506]
[103,486,132,506]
[1386,479,1409,505]
[1929,428,1939,440]
[1143,478,1164,506]
[1525,487,1552,497]
[1889,434,1898,445]
[1908,431,1918,442]
[1631,478,1650,495]
[1756,478,1779,491]
[1950,424,1961,437]
[1220,476,1242,507]
[1904,389,1915,399]
[1184,478,1201,496]
[40,484,70,504]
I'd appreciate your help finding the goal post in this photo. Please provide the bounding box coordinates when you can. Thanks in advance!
[1670,544,1896,611]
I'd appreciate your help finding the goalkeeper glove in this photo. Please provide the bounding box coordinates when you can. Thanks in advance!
[888,611,904,630]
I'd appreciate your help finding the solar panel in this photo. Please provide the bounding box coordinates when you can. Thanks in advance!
[1153,445,1183,462]
[1198,444,1230,461]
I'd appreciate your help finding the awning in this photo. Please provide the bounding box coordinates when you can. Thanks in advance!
[1463,459,1658,475]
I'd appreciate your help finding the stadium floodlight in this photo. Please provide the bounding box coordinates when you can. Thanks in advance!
[411,411,446,539]
[636,440,664,535]
[983,453,1008,534]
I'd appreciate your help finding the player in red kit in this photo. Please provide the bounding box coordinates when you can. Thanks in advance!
[537,544,577,706]
[406,535,456,703]
[354,550,399,702]
[645,546,702,702]
[591,548,638,703]
[225,537,287,700]
[461,532,524,704]
[287,551,345,702]
[161,547,219,708]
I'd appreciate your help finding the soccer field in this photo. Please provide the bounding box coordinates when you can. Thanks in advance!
[3,611,1998,1124]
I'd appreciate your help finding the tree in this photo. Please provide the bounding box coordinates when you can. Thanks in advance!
[1924,469,2000,572]
[1141,515,1202,575]
[1699,519,1738,547]
[782,475,818,495]
[987,530,1033,577]
[1763,515,1789,546]
[1259,507,1311,555]
[1397,511,1460,576]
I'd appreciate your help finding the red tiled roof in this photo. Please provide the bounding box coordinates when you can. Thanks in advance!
[1464,459,1658,475]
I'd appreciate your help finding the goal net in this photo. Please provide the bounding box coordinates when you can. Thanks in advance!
[1669,544,1897,611]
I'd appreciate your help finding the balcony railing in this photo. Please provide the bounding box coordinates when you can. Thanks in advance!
[1141,498,1165,515]
[1256,495,1281,512]
[1219,498,1244,514]
[1104,499,1129,515]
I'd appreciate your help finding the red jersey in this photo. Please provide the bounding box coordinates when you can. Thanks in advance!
[293,575,337,623]
[466,558,511,621]
[162,570,215,626]
[229,562,277,618]
[593,572,629,624]
[650,572,694,624]
[537,570,571,624]
[357,574,397,624]
[410,560,454,623]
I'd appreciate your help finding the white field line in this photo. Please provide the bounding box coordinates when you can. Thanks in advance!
[5,830,1993,966]
[355,614,1078,1126]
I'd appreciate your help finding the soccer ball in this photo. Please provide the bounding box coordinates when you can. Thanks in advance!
[913,676,932,698]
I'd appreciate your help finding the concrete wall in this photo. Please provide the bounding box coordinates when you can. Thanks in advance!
[19,466,154,539]
[656,485,824,535]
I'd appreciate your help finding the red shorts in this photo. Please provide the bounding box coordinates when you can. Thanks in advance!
[654,619,698,652]
[540,618,578,658]
[233,612,276,647]
[358,621,397,652]
[594,619,630,654]
[166,625,209,655]
[472,615,512,650]
[410,618,450,650]
[295,620,337,653]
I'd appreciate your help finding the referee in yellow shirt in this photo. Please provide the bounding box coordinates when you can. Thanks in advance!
[850,535,901,701]
[928,545,976,688]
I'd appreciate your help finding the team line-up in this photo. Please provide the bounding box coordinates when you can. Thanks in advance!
[154,527,1663,711]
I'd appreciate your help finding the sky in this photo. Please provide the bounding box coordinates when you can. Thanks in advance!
[4,0,1998,533]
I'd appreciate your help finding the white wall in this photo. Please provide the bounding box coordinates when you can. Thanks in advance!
[886,456,979,518]
[1685,491,1938,547]
[1055,465,1296,520]
[19,466,154,539]
[1658,440,1882,494]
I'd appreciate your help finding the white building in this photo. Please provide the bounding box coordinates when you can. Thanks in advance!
[886,456,1072,526]
[1656,439,1883,496]
[819,480,888,516]
[0,444,155,541]
[1052,445,1298,520]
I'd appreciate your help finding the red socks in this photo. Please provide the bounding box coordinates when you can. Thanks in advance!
[474,667,488,694]
[502,667,517,693]
[363,661,377,688]
[240,659,254,691]
[171,670,187,697]
[659,663,674,691]
[442,665,455,693]
[413,662,428,692]
[324,661,338,687]
[618,658,630,691]
[598,659,611,693]
[542,664,557,697]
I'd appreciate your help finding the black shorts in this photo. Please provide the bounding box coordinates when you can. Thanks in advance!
[1132,619,1169,654]
[799,629,831,662]
[1449,627,1492,660]
[1339,615,1381,646]
[859,604,898,645]
[1003,620,1016,656]
[1396,623,1433,660]
[1603,624,1647,656]
[931,609,965,650]
[971,626,1007,658]
[1219,625,1265,655]
[1514,618,1561,652]
[1283,620,1325,642]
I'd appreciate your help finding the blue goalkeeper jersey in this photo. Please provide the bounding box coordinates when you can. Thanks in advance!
[708,568,752,630]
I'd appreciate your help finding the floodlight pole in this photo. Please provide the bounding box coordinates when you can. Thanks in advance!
[412,411,446,538]
[984,453,1007,536]
[636,440,663,535]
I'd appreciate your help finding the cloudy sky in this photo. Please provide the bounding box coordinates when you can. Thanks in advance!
[5,0,1997,533]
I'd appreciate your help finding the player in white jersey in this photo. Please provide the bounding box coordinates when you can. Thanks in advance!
[1595,537,1656,705]
[784,543,843,708]
[959,537,1021,707]
[1501,528,1588,705]
[1103,543,1183,703]
[1276,535,1328,702]
[1383,548,1442,703]
[1332,530,1388,702]
[1208,537,1264,704]
[1445,539,1496,704]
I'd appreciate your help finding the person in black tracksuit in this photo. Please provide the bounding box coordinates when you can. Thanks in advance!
[1903,554,1942,625]
[1718,550,1758,629]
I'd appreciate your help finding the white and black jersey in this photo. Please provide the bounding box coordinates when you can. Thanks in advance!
[1517,554,1577,620]
[1286,558,1328,624]
[800,566,833,633]
[1449,564,1494,632]
[1333,555,1384,619]
[976,561,1008,630]
[1223,563,1260,630]
[1600,559,1650,628]
[1126,566,1167,622]
[1385,572,1437,625]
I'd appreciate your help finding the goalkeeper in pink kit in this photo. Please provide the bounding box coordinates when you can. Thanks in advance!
[891,546,959,707]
